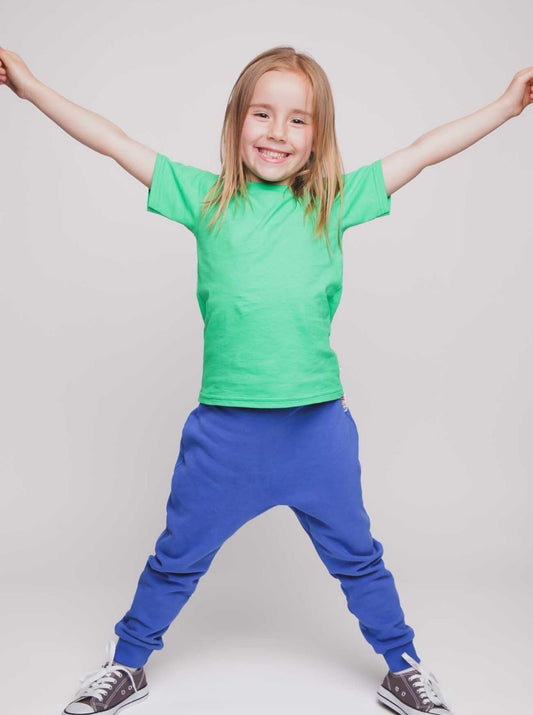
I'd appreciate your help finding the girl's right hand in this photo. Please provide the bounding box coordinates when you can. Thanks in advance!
[0,46,38,99]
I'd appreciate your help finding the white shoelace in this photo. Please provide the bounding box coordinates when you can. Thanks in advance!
[401,652,451,710]
[74,641,138,702]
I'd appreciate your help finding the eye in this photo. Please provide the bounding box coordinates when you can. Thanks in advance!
[254,112,268,118]
[292,118,305,125]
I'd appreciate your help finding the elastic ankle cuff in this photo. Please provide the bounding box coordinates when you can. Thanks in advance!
[383,642,420,672]
[114,638,152,668]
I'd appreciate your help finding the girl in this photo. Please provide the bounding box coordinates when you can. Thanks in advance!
[1,44,531,715]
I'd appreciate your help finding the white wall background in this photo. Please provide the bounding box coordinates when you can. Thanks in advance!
[1,1,532,714]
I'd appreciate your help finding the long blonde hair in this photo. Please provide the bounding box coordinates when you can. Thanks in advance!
[200,46,347,255]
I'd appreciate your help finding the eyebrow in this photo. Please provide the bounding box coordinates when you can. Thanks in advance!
[249,103,312,118]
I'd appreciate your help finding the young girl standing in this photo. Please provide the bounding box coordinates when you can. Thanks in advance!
[1,43,531,715]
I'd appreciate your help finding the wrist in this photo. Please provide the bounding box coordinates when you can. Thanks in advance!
[494,95,518,121]
[23,76,44,103]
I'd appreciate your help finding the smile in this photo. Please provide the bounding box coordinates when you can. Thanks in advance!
[255,147,291,163]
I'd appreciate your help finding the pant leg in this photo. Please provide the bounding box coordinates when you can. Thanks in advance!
[114,403,276,667]
[279,397,419,673]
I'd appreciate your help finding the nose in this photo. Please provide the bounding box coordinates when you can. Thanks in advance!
[267,119,287,143]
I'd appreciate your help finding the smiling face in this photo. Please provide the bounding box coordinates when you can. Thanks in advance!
[240,69,315,185]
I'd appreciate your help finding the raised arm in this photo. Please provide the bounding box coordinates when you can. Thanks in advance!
[380,66,533,196]
[0,45,157,188]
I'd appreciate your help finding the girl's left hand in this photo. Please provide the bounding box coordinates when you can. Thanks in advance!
[499,67,533,117]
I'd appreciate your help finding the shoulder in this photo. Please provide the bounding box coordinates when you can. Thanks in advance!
[341,159,383,189]
[153,153,219,193]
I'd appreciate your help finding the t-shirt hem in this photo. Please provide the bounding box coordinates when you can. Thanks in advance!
[146,152,165,216]
[198,388,345,408]
[372,159,392,216]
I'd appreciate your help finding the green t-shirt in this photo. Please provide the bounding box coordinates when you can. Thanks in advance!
[147,153,391,407]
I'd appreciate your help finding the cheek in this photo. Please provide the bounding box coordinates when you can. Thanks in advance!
[240,121,257,149]
[293,129,313,153]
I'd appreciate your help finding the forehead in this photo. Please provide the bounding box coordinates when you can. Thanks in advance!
[250,70,313,112]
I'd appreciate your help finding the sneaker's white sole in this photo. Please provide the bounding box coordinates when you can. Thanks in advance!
[377,685,450,715]
[62,685,149,715]
[377,687,409,715]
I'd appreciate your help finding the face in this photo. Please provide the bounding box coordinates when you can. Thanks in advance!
[240,70,315,185]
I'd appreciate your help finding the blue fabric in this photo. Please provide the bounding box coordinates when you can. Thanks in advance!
[114,398,418,672]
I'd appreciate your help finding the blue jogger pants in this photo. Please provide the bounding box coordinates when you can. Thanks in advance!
[114,397,418,672]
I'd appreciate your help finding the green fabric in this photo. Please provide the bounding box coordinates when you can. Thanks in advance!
[147,153,391,407]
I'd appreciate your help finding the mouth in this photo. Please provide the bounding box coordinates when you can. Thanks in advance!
[255,147,292,163]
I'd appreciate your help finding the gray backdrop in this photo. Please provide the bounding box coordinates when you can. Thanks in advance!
[1,1,531,713]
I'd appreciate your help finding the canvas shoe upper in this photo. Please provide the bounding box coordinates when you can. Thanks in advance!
[62,641,148,714]
[377,652,454,715]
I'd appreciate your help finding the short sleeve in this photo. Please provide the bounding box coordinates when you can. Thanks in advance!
[147,153,217,233]
[340,159,391,232]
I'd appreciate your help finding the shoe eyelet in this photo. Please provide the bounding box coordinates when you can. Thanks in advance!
[128,685,132,690]
[401,691,406,697]
[121,689,126,695]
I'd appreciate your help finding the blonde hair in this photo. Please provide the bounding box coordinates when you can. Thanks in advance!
[200,46,347,255]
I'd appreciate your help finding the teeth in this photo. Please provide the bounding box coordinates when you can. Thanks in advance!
[258,148,288,158]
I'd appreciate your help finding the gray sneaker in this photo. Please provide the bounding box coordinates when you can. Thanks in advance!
[377,652,454,714]
[62,641,148,714]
